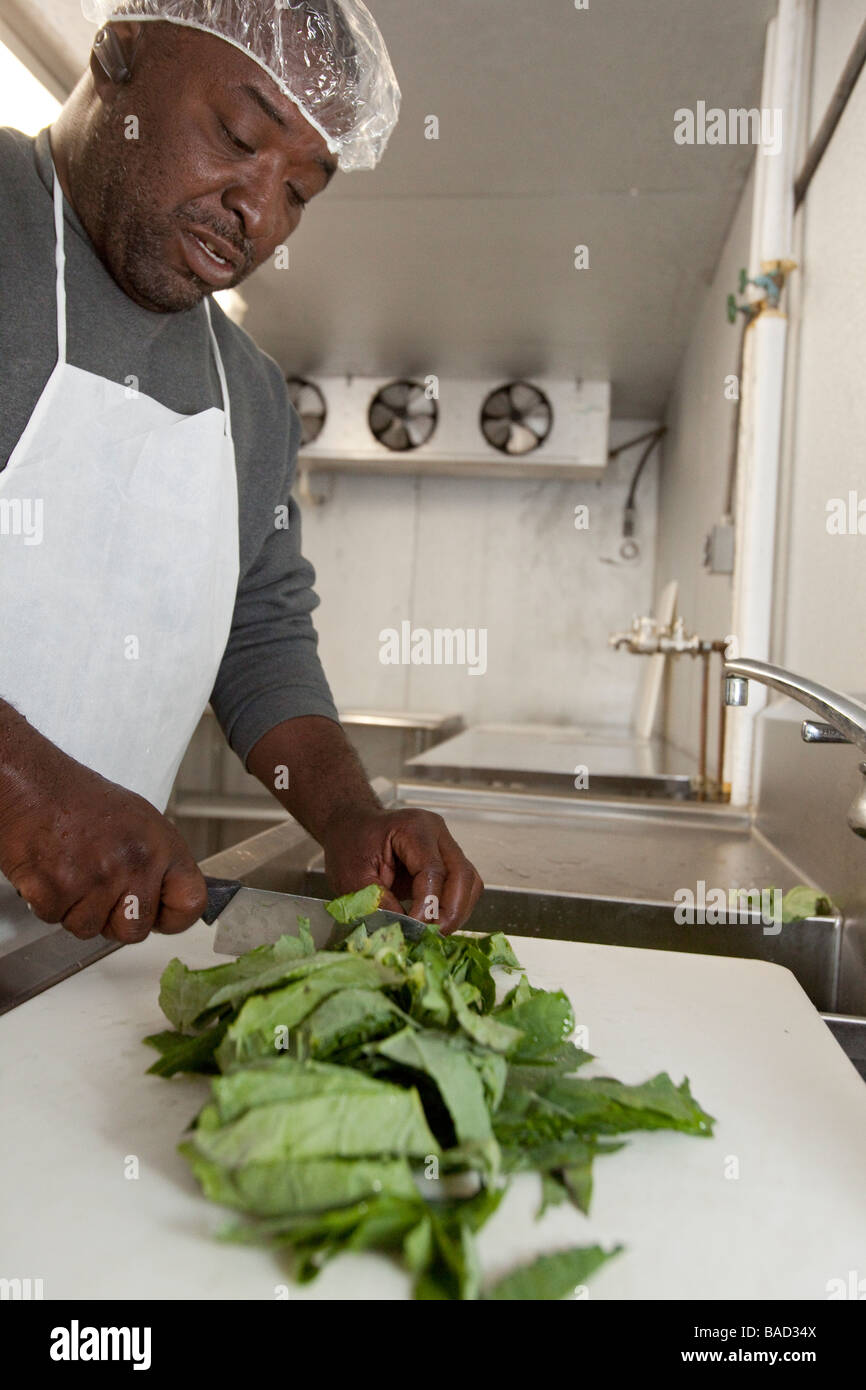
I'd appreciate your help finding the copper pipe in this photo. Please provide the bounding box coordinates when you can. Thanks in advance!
[698,649,711,801]
[716,658,729,801]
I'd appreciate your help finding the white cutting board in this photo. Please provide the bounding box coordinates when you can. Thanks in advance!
[1,925,864,1300]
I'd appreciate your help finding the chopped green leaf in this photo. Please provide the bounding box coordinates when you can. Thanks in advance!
[444,977,524,1054]
[485,1244,622,1300]
[149,904,715,1300]
[373,1027,495,1146]
[781,885,835,922]
[143,1020,228,1077]
[493,987,575,1061]
[325,885,385,925]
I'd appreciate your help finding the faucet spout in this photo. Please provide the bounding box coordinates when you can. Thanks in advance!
[723,657,866,839]
[723,658,866,754]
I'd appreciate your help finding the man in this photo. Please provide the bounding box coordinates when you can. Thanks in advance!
[0,0,483,950]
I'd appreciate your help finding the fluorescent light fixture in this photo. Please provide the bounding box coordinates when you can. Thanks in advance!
[0,41,61,135]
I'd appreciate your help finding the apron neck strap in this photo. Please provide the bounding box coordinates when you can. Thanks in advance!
[51,170,68,367]
[50,163,232,441]
[203,298,233,439]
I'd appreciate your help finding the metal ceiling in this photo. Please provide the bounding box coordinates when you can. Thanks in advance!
[3,0,777,413]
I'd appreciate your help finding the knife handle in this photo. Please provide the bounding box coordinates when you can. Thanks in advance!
[202,876,243,925]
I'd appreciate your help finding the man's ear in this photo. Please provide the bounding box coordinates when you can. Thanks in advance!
[91,22,142,94]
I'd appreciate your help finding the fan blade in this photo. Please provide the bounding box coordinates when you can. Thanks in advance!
[300,413,322,438]
[380,383,411,410]
[484,391,511,419]
[511,383,541,414]
[369,402,394,435]
[381,419,411,450]
[522,408,551,438]
[506,423,539,455]
[405,416,433,447]
[484,420,512,450]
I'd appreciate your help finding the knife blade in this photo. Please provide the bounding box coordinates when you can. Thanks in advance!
[203,876,427,956]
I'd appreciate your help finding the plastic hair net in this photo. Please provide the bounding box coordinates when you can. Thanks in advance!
[81,0,400,171]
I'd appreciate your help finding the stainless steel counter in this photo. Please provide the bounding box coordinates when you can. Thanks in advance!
[1,773,853,1028]
[200,778,845,1014]
[404,723,699,799]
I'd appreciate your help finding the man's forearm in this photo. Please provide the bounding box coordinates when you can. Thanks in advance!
[246,715,381,843]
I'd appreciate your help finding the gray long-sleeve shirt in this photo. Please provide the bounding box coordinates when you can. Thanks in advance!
[0,125,339,765]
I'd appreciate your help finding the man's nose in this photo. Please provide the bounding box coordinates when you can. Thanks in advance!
[222,173,286,248]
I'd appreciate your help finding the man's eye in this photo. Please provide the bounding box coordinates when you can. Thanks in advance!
[220,121,254,154]
[287,185,308,210]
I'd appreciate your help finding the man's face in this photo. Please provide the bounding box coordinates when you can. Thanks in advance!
[83,24,337,312]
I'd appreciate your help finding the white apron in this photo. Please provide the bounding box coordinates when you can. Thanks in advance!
[0,169,239,952]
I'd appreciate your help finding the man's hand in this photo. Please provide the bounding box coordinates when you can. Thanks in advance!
[0,702,207,944]
[247,716,484,934]
[321,805,483,934]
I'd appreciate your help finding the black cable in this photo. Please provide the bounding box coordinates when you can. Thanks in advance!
[607,425,663,460]
[622,426,666,537]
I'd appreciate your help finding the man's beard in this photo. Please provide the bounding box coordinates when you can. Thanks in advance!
[114,199,252,313]
[89,139,252,312]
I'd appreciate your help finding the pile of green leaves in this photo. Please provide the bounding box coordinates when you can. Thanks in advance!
[145,886,714,1300]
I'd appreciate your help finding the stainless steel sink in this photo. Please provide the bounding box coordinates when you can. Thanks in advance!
[196,780,847,1011]
[193,777,859,1070]
[299,868,840,1012]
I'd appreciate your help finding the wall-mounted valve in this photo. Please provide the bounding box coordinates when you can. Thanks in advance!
[727,259,797,324]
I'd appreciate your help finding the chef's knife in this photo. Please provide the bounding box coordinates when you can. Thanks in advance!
[203,876,427,956]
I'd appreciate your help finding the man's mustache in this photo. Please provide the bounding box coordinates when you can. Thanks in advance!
[175,206,253,272]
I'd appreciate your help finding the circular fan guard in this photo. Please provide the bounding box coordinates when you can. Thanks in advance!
[368,379,438,452]
[285,377,327,446]
[480,381,553,456]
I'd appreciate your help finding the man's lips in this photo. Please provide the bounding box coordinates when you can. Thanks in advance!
[179,226,245,287]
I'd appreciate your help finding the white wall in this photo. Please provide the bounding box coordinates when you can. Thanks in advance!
[654,166,756,762]
[750,0,866,941]
[299,420,660,728]
[776,0,866,689]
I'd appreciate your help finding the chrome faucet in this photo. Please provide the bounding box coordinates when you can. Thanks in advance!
[724,658,866,839]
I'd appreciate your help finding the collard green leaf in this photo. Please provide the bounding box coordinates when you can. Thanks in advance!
[143,1020,228,1077]
[179,1144,418,1217]
[497,1071,714,1142]
[158,933,310,1031]
[538,1170,569,1218]
[153,909,715,1300]
[500,1135,597,1176]
[205,948,394,1019]
[484,1244,622,1301]
[559,1158,594,1215]
[454,1043,508,1112]
[475,932,522,970]
[325,885,385,925]
[341,921,410,971]
[208,1056,385,1124]
[444,977,524,1054]
[405,942,452,1027]
[781,884,835,923]
[374,1027,495,1146]
[504,1042,594,1090]
[542,1072,715,1136]
[403,1216,434,1275]
[216,957,400,1069]
[220,1194,426,1247]
[493,987,575,1061]
[301,987,409,1058]
[188,1086,440,1167]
